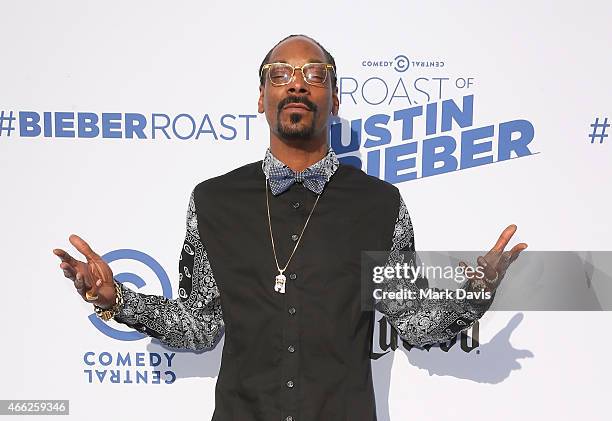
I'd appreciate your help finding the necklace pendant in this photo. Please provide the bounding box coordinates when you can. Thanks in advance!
[274,273,286,294]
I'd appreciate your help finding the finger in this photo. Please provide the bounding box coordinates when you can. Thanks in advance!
[74,272,84,290]
[61,266,76,281]
[502,249,512,261]
[491,224,518,253]
[53,248,78,266]
[477,256,498,279]
[59,262,76,276]
[69,234,98,260]
[509,242,528,264]
[499,251,512,270]
[510,242,528,255]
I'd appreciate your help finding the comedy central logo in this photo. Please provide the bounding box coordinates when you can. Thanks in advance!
[88,249,172,341]
[361,54,445,73]
[361,54,411,72]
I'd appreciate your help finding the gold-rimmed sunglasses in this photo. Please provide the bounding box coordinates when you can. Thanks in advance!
[261,62,336,87]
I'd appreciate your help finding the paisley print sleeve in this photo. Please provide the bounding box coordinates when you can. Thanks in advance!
[376,192,493,347]
[112,189,224,350]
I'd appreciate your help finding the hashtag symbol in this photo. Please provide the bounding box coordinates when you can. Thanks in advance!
[589,117,609,144]
[0,110,16,137]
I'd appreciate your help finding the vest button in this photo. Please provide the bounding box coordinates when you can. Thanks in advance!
[289,273,297,280]
[286,380,294,388]
[288,307,296,315]
[287,345,295,353]
[291,234,299,241]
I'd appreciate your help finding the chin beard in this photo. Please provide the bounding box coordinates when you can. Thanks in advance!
[276,112,316,140]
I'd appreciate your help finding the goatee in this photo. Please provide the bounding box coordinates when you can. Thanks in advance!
[276,95,318,140]
[277,113,316,140]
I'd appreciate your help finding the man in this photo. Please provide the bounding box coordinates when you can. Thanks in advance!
[53,34,527,421]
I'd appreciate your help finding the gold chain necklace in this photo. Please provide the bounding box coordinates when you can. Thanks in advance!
[265,178,321,294]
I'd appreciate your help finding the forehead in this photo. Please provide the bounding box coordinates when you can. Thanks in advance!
[268,37,327,64]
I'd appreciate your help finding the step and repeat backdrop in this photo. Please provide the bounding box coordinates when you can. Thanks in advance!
[1,1,611,420]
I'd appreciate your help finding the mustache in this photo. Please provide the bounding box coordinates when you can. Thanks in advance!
[277,96,318,112]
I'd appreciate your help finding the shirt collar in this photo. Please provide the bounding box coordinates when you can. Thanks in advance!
[261,146,340,195]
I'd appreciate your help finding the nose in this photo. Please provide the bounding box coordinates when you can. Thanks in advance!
[287,68,310,94]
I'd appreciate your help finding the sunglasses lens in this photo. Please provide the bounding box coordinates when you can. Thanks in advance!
[268,64,293,85]
[303,64,327,85]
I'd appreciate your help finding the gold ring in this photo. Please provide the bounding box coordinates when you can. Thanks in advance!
[85,291,99,302]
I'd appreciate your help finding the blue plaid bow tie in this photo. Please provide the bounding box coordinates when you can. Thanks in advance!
[268,166,328,195]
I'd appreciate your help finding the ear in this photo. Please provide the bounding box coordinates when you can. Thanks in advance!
[258,85,265,114]
[331,86,339,116]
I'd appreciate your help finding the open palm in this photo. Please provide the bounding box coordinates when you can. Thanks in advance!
[53,234,116,308]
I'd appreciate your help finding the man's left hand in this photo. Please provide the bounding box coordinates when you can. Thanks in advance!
[460,224,528,294]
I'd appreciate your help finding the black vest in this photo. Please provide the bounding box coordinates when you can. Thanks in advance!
[196,161,400,421]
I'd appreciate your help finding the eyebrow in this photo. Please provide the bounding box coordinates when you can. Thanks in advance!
[274,58,326,64]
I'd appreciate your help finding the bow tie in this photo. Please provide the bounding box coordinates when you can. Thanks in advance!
[267,166,327,195]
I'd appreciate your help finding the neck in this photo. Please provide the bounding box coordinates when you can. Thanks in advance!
[269,136,328,173]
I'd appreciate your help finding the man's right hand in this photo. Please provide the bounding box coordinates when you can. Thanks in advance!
[53,234,117,309]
